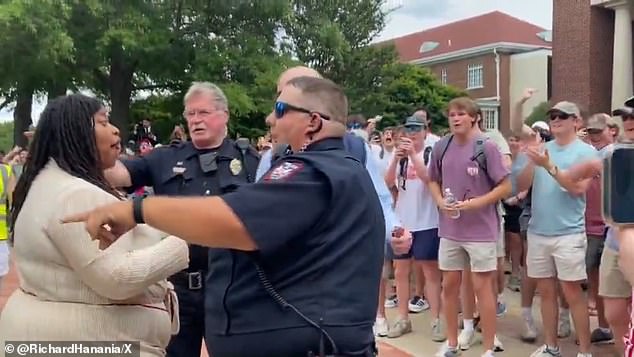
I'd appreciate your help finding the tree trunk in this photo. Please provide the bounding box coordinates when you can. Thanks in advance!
[108,51,135,142]
[13,87,34,149]
[47,81,67,100]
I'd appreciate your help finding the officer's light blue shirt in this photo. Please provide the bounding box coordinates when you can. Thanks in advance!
[255,143,398,242]
[528,139,598,236]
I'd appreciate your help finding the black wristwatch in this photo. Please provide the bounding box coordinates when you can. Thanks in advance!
[132,195,145,224]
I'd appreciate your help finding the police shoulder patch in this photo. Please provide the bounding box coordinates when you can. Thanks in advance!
[264,160,304,181]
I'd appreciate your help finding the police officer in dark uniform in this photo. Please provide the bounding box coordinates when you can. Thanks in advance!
[71,76,385,357]
[103,82,259,357]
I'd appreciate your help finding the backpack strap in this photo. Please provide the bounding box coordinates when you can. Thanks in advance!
[436,134,454,182]
[471,135,488,174]
[471,134,496,186]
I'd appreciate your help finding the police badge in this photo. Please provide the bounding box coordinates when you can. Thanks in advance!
[230,158,242,176]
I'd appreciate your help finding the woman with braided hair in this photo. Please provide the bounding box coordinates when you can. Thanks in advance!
[0,94,188,357]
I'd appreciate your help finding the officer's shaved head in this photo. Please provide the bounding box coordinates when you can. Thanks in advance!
[285,76,348,127]
[277,66,322,94]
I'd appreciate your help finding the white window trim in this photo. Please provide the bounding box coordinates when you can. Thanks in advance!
[440,68,447,85]
[480,107,498,130]
[466,64,484,89]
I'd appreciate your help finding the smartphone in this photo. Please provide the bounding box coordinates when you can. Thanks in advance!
[602,143,634,225]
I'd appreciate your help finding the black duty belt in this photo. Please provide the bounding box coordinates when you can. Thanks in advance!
[170,270,205,290]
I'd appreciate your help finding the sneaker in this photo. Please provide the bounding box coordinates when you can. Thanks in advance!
[408,295,429,313]
[576,353,592,357]
[590,327,614,344]
[521,319,538,343]
[431,319,446,342]
[373,317,389,337]
[530,345,562,357]
[481,350,495,357]
[496,301,507,317]
[507,275,521,292]
[384,295,398,308]
[458,329,475,350]
[436,342,461,357]
[493,335,504,352]
[558,314,571,338]
[387,319,412,338]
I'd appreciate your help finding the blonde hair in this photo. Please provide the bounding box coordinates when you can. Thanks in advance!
[446,97,480,118]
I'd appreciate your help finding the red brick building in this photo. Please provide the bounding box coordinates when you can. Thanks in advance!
[378,11,552,133]
[552,0,633,114]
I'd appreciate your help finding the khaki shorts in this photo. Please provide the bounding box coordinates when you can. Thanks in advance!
[599,247,632,298]
[526,232,587,281]
[438,238,497,273]
[496,218,505,258]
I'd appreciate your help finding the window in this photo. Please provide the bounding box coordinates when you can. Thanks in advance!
[419,41,439,53]
[440,68,447,85]
[481,108,498,130]
[467,64,483,89]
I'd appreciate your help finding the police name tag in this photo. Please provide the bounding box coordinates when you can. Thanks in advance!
[265,161,304,181]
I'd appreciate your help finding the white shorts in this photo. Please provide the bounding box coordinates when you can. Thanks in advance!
[0,241,9,276]
[527,232,587,281]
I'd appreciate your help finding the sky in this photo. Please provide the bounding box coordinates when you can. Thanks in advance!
[0,0,553,124]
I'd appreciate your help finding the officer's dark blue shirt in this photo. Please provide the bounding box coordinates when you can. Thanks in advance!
[207,137,385,357]
[122,139,259,270]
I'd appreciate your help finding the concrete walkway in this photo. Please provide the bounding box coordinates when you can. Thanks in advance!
[0,260,620,356]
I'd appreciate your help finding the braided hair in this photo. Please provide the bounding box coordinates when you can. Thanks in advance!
[9,94,122,243]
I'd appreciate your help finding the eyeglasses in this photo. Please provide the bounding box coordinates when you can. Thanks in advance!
[274,101,331,120]
[183,109,222,119]
[549,112,576,121]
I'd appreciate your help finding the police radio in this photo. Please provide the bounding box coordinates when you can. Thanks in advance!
[602,143,634,225]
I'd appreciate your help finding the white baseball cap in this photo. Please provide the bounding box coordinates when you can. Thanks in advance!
[531,121,549,131]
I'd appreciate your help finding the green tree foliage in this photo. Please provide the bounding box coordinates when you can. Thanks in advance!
[1,0,465,146]
[0,0,75,146]
[0,122,15,153]
[526,101,551,125]
[352,61,467,131]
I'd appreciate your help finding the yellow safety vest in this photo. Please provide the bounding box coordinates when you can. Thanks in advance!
[0,164,12,240]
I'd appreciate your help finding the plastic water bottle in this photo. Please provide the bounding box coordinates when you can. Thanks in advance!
[444,188,460,219]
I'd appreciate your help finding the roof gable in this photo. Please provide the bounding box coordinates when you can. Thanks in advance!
[377,11,551,62]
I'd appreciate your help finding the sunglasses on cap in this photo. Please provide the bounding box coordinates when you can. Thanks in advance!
[347,123,362,130]
[274,101,331,121]
[549,112,576,121]
[403,125,425,133]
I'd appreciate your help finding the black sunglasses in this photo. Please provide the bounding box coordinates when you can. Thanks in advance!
[403,125,425,133]
[549,112,576,121]
[587,128,604,135]
[274,101,331,120]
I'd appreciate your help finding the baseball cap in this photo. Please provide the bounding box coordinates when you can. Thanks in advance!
[586,114,608,130]
[625,96,634,108]
[403,115,427,128]
[613,107,634,117]
[547,101,581,117]
[531,121,549,131]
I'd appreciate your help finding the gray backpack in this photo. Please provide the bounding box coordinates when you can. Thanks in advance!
[436,134,491,184]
